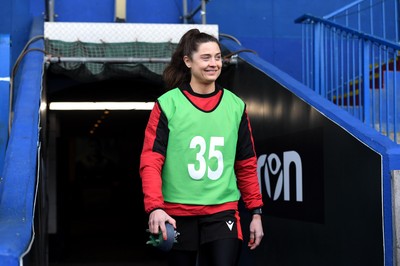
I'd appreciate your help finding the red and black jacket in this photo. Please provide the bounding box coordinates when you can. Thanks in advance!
[139,83,263,216]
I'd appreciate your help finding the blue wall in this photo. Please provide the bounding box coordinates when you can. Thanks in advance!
[206,0,355,81]
[0,0,35,68]
[25,0,356,81]
[54,0,114,22]
[0,2,12,34]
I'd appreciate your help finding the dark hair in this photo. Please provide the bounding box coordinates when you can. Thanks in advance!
[163,28,220,90]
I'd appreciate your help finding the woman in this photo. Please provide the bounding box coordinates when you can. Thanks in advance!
[140,28,264,266]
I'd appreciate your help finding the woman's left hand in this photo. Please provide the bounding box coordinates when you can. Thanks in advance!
[248,214,264,250]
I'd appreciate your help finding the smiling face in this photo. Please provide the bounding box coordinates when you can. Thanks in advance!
[183,41,222,93]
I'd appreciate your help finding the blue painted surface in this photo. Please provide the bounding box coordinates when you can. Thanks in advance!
[0,1,11,34]
[0,17,44,265]
[33,0,357,81]
[0,35,10,179]
[55,0,115,22]
[8,0,31,71]
[126,1,183,23]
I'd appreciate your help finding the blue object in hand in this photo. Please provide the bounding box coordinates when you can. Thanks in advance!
[146,223,177,252]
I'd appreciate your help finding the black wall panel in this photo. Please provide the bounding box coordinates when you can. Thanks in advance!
[219,59,384,266]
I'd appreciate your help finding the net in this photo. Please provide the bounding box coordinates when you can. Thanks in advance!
[45,39,178,83]
[43,22,218,83]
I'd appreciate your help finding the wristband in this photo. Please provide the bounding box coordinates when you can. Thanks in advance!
[252,208,262,215]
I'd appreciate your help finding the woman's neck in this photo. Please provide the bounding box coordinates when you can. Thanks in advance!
[190,81,215,94]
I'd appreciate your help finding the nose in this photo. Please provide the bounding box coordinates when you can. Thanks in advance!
[208,57,217,67]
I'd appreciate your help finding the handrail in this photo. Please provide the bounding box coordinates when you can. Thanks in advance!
[295,14,400,50]
[9,35,45,137]
[318,0,399,43]
[296,13,400,143]
[323,0,364,19]
[0,16,44,265]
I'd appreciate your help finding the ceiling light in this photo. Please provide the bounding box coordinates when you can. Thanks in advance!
[48,102,155,110]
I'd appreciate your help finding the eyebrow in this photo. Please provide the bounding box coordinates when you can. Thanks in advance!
[200,53,221,57]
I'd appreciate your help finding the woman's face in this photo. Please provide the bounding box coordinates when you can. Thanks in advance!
[184,41,222,86]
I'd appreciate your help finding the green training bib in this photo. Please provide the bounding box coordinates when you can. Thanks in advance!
[158,88,245,205]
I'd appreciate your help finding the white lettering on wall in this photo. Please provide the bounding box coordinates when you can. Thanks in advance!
[257,151,303,202]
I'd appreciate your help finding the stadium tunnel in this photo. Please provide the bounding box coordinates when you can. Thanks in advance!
[6,19,394,266]
[43,23,234,265]
[45,61,167,264]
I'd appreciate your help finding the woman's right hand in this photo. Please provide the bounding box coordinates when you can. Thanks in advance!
[148,209,176,240]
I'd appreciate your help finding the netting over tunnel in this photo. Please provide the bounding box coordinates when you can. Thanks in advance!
[45,40,177,82]
[44,22,219,83]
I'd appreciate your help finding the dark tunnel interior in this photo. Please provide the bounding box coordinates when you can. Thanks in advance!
[45,71,169,265]
[43,60,235,265]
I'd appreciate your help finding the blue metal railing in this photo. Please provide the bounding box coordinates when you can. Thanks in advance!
[323,0,399,43]
[0,34,10,177]
[295,13,400,143]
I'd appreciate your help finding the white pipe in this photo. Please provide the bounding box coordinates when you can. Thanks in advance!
[115,0,126,22]
[46,56,171,63]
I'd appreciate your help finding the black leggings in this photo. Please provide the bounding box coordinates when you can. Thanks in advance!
[167,238,242,266]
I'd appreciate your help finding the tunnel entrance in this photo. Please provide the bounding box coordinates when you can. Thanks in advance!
[45,71,168,265]
[41,23,220,265]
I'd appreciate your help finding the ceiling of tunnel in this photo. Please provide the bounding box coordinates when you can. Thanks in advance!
[45,72,161,137]
[44,62,237,138]
[53,109,151,137]
[46,71,165,102]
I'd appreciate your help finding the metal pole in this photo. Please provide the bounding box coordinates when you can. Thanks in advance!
[396,0,400,42]
[184,0,208,24]
[115,0,127,22]
[201,0,206,24]
[0,34,10,175]
[183,0,188,24]
[46,56,171,63]
[392,170,400,265]
[48,0,55,22]
[363,41,371,125]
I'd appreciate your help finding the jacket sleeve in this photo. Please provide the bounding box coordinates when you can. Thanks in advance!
[235,109,264,210]
[139,102,169,213]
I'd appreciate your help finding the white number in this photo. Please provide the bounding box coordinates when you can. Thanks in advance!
[208,137,224,180]
[188,136,224,180]
[188,136,207,180]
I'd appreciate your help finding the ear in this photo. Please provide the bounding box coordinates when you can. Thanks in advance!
[183,56,191,68]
